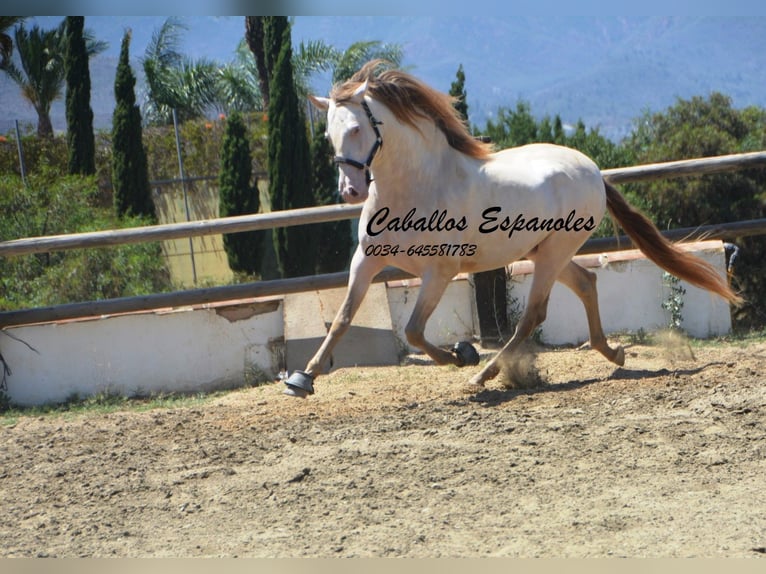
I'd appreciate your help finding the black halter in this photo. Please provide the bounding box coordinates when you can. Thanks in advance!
[333,100,383,186]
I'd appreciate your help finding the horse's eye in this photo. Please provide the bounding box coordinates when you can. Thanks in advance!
[350,126,360,136]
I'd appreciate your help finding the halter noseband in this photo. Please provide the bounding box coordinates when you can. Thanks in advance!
[333,100,383,186]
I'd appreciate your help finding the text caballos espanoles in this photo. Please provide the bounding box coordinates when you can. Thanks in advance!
[366,206,596,239]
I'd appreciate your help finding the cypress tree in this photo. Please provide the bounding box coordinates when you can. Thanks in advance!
[553,115,565,144]
[449,63,469,123]
[220,111,263,275]
[312,120,352,274]
[111,29,155,220]
[262,16,285,81]
[65,16,96,175]
[267,18,316,278]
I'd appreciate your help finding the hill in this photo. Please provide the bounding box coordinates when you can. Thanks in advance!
[1,16,764,141]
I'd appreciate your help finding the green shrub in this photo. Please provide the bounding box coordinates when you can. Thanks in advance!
[0,173,171,310]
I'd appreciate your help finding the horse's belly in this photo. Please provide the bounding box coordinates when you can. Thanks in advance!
[457,230,549,273]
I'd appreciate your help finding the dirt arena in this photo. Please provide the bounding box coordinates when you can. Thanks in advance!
[1,336,765,558]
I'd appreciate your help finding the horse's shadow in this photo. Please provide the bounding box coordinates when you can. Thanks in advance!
[467,362,727,407]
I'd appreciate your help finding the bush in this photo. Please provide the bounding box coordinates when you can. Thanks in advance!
[1,113,269,186]
[0,173,171,310]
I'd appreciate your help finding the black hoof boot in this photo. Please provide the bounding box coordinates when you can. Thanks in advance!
[283,370,314,398]
[452,341,480,367]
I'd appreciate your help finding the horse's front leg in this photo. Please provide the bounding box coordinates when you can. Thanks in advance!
[283,248,383,397]
[404,271,473,366]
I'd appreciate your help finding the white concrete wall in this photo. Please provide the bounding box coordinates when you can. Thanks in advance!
[282,284,400,371]
[0,240,732,406]
[1,299,283,406]
[508,241,732,345]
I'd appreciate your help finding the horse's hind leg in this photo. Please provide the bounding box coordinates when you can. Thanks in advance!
[404,271,465,366]
[557,261,624,366]
[467,254,562,387]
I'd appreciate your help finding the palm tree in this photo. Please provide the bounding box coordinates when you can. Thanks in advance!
[215,39,264,114]
[0,16,25,67]
[142,17,220,125]
[245,16,403,110]
[1,23,63,137]
[0,19,105,138]
[329,40,403,84]
[244,17,270,109]
[292,39,403,98]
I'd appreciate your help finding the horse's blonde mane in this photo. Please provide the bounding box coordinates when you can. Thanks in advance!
[331,60,492,160]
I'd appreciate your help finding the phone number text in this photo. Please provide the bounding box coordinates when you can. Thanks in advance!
[364,243,477,257]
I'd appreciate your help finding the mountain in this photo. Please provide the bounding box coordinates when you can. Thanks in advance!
[1,16,764,141]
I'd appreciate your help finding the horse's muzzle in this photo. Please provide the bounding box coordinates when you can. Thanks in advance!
[341,185,367,204]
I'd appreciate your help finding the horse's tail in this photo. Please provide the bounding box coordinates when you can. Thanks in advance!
[604,179,742,305]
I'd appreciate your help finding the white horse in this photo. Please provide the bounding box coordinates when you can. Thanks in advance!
[284,60,741,397]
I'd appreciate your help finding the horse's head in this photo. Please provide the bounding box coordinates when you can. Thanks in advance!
[310,81,382,204]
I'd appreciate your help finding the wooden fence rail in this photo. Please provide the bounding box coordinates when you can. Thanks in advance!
[2,151,766,328]
[2,151,766,259]
[0,203,363,258]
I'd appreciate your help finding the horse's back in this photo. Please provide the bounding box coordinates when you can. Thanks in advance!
[488,143,602,184]
[481,143,605,212]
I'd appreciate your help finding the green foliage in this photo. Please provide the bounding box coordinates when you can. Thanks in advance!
[623,92,766,328]
[1,22,65,137]
[0,130,68,177]
[661,272,686,331]
[219,111,264,275]
[0,19,105,138]
[625,93,766,227]
[64,16,96,175]
[138,113,268,181]
[262,16,286,82]
[482,101,539,148]
[112,29,155,220]
[1,114,269,190]
[481,101,633,171]
[216,39,265,115]
[449,64,469,123]
[0,16,25,67]
[266,18,316,278]
[31,232,169,307]
[293,38,404,104]
[311,121,352,274]
[141,18,220,125]
[330,40,403,85]
[0,173,170,311]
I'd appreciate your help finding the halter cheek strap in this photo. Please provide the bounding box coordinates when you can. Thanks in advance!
[333,100,384,185]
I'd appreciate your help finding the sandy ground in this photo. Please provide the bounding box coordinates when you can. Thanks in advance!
[1,336,765,558]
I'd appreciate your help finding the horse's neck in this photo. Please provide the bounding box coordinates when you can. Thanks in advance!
[371,118,457,207]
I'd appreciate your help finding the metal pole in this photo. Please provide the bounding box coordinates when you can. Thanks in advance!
[307,99,315,139]
[14,120,28,187]
[172,108,198,285]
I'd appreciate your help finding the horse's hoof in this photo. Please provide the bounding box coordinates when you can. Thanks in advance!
[613,345,625,367]
[466,374,486,388]
[283,386,310,398]
[452,341,480,367]
[283,370,314,397]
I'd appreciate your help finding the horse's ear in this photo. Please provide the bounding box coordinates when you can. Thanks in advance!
[350,80,368,103]
[309,95,330,111]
